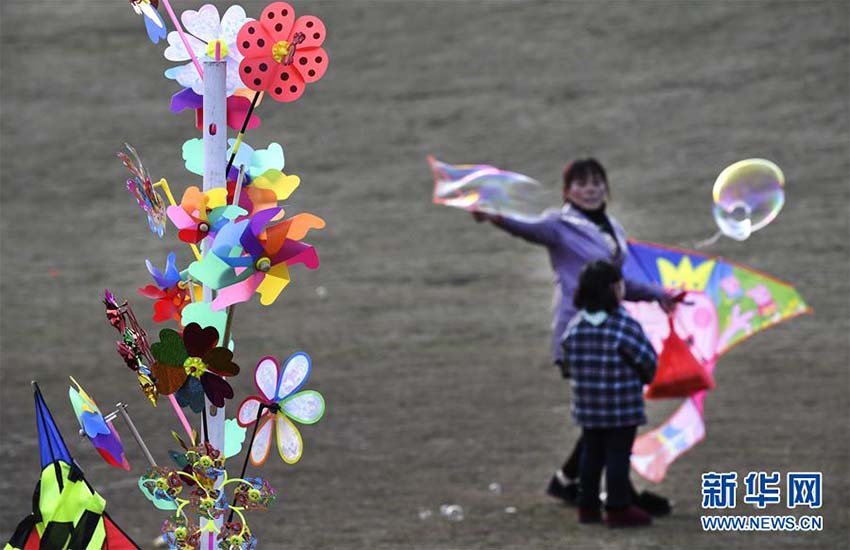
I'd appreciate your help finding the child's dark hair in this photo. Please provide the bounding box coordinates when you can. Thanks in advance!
[573,260,623,313]
[563,157,608,192]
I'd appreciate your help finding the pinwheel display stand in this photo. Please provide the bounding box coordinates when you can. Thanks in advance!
[4,3,331,549]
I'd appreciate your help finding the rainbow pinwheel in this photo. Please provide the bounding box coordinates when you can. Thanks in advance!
[225,167,305,218]
[236,2,329,102]
[188,206,322,309]
[69,377,130,471]
[151,323,240,413]
[166,185,246,245]
[138,251,201,323]
[119,143,168,237]
[236,353,325,465]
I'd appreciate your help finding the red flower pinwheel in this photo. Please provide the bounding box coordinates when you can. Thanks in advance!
[237,2,329,102]
[151,323,240,413]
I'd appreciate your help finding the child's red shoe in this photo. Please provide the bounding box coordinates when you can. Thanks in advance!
[578,507,602,524]
[605,505,652,528]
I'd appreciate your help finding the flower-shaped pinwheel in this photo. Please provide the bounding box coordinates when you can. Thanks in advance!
[151,322,240,413]
[164,4,252,96]
[140,466,183,510]
[232,478,275,511]
[69,377,130,470]
[142,443,275,549]
[236,2,329,102]
[161,515,201,549]
[170,87,262,132]
[236,353,325,465]
[167,186,245,245]
[138,252,201,323]
[219,521,257,550]
[188,206,323,310]
[118,143,167,238]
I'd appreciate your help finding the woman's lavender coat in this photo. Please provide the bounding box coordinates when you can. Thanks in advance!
[494,204,663,363]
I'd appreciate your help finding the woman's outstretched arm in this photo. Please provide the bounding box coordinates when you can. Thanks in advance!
[472,211,559,246]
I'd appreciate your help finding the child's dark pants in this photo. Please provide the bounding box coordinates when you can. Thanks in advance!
[578,425,637,509]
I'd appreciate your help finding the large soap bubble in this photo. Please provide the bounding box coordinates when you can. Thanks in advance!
[712,158,785,241]
[429,156,554,222]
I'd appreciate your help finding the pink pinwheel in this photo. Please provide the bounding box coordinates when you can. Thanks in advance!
[236,2,329,102]
[167,186,244,245]
[236,353,325,465]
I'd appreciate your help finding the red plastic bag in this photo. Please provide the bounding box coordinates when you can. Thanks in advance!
[646,315,715,399]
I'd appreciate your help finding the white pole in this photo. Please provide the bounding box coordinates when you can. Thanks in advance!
[201,57,227,549]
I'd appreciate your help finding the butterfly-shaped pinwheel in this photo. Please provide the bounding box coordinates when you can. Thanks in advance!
[119,143,167,238]
[188,206,322,310]
[236,353,325,465]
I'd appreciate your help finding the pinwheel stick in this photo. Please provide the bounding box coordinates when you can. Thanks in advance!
[159,0,204,80]
[116,402,157,467]
[200,59,227,550]
[223,306,235,349]
[224,92,261,176]
[232,164,246,207]
[167,394,194,440]
[227,403,266,523]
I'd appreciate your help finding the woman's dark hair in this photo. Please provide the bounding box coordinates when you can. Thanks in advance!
[563,157,609,194]
[573,260,623,313]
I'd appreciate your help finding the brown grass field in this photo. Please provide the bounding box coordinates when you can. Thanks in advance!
[1,1,848,548]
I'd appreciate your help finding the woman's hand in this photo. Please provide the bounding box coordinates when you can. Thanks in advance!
[471,210,500,223]
[657,290,685,314]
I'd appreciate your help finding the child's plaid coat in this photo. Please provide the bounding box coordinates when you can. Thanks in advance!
[562,307,657,428]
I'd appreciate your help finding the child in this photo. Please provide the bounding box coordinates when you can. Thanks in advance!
[561,260,657,527]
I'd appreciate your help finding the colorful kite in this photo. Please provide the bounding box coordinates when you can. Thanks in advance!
[622,240,810,482]
[428,156,555,222]
[4,384,139,549]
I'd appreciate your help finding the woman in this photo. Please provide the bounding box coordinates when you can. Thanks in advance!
[473,158,673,515]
